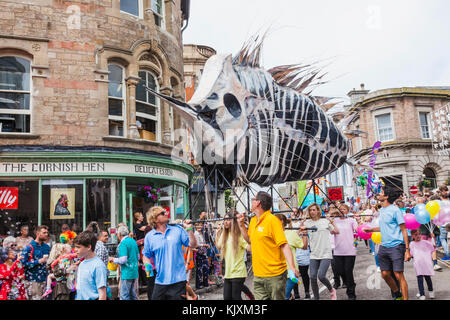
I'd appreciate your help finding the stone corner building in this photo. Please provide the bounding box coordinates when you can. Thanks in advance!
[346,85,450,199]
[0,0,194,240]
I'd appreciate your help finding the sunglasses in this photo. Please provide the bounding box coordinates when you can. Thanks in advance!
[157,210,168,217]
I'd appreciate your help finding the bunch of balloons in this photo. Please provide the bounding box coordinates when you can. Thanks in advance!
[355,169,384,194]
[404,200,450,231]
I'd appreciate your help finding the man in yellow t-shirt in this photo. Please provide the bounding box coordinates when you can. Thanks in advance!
[237,191,300,300]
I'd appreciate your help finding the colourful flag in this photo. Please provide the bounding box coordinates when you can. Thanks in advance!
[297,180,307,207]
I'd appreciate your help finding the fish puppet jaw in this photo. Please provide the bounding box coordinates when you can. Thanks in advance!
[189,54,250,160]
[147,54,251,163]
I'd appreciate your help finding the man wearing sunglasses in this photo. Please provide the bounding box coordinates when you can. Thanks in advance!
[237,191,300,300]
[142,206,197,300]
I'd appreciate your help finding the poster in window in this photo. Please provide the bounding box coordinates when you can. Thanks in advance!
[50,188,75,220]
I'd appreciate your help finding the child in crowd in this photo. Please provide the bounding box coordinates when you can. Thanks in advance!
[410,229,435,300]
[42,242,76,298]
[41,231,78,299]
[194,223,210,289]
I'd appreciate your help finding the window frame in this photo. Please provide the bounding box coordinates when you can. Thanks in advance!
[374,112,395,142]
[418,111,431,140]
[136,69,161,143]
[151,0,165,29]
[0,55,32,134]
[120,0,144,19]
[108,63,127,137]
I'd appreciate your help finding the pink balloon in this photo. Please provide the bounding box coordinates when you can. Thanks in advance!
[432,204,450,226]
[404,213,421,230]
[357,224,372,240]
[438,205,450,225]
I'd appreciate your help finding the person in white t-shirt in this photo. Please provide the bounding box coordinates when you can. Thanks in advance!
[299,203,339,300]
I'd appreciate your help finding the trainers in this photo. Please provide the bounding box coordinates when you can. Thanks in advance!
[376,267,381,273]
[333,283,341,289]
[304,293,311,300]
[434,264,442,271]
[429,291,435,299]
[416,293,421,298]
[330,288,337,300]
[419,295,426,300]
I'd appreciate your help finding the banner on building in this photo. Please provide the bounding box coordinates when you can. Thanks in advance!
[297,180,307,207]
[0,187,18,209]
[430,103,450,155]
[327,186,344,201]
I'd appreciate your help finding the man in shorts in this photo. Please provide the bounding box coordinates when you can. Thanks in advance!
[364,185,411,300]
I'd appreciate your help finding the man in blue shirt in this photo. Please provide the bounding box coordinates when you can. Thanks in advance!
[74,231,107,300]
[364,185,411,300]
[108,225,139,300]
[143,206,197,300]
[20,225,51,300]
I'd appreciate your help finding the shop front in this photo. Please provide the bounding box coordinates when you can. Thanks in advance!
[0,149,193,245]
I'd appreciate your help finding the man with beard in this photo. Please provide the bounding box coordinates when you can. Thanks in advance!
[20,225,51,300]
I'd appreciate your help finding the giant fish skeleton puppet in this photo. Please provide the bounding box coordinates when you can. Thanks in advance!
[145,37,350,188]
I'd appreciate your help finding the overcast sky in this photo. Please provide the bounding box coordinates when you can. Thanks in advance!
[183,0,450,104]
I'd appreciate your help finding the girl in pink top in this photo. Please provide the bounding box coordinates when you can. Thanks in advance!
[410,229,435,300]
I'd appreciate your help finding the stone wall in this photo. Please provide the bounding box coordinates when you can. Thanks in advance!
[0,0,186,155]
[349,88,450,195]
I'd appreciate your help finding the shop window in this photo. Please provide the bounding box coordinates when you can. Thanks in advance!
[41,180,83,242]
[120,0,143,18]
[174,185,185,221]
[0,56,31,133]
[86,179,111,233]
[136,70,160,142]
[0,181,38,239]
[108,64,126,137]
[151,0,165,28]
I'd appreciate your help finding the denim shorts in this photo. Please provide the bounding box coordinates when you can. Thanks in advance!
[378,244,406,272]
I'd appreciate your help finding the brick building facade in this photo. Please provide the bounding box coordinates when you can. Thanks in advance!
[0,0,194,240]
[345,85,450,199]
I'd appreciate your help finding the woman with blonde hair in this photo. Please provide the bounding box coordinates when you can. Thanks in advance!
[215,211,248,300]
[300,203,339,300]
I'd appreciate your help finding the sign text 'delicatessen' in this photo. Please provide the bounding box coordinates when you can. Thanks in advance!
[0,162,187,184]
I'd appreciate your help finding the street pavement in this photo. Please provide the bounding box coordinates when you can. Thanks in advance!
[196,241,450,300]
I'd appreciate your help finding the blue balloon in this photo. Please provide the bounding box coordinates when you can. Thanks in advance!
[413,203,425,214]
[415,208,431,224]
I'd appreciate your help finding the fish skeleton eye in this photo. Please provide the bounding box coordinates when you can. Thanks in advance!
[207,93,219,100]
[223,93,242,118]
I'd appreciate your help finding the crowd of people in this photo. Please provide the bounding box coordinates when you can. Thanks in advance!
[0,184,448,300]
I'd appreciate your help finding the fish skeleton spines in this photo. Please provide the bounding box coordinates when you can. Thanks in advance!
[231,65,348,186]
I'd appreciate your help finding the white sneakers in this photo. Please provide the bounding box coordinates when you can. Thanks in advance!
[417,291,435,299]
[376,267,381,273]
[433,264,442,271]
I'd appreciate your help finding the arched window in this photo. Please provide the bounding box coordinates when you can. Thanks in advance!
[108,64,126,137]
[0,56,31,133]
[423,167,437,189]
[136,70,160,142]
